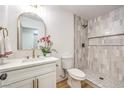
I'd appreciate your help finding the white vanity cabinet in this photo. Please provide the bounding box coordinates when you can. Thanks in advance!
[0,62,56,88]
[2,78,34,88]
[36,72,56,88]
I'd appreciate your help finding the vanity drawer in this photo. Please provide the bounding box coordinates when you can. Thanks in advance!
[0,63,56,86]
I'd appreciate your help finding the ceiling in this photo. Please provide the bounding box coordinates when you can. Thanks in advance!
[57,5,123,20]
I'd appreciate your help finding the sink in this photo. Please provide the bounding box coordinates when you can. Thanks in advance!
[0,57,58,69]
[22,57,46,62]
[0,58,23,66]
[0,58,12,65]
[0,62,8,65]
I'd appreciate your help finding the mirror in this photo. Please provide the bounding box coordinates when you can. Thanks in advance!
[17,12,46,50]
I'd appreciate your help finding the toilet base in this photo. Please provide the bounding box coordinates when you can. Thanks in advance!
[67,75,81,88]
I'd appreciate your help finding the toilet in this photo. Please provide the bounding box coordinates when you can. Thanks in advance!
[62,56,86,88]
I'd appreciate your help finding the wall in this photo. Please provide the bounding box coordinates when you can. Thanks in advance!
[88,6,124,86]
[74,15,88,70]
[0,6,8,27]
[0,5,74,82]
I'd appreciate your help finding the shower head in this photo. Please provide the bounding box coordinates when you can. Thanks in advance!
[80,19,88,29]
[82,24,88,28]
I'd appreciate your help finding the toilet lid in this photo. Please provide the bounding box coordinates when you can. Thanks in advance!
[67,68,85,78]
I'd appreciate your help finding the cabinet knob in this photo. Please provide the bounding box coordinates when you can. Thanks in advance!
[0,73,7,80]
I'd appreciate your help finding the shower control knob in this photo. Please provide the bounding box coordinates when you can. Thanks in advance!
[0,73,7,80]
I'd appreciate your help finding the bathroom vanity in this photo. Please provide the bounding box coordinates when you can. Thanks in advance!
[0,57,58,88]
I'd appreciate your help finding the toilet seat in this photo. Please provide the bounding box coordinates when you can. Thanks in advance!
[67,68,86,80]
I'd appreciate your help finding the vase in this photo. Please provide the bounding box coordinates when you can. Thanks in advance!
[43,52,47,57]
[43,52,51,57]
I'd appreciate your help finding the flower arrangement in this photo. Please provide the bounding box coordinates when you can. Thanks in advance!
[38,35,57,56]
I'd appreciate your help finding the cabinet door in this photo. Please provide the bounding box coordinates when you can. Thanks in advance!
[2,78,35,88]
[37,72,56,88]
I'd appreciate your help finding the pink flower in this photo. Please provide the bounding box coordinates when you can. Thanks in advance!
[39,35,51,43]
[46,35,50,41]
[47,35,50,38]
[40,37,45,42]
[47,40,51,43]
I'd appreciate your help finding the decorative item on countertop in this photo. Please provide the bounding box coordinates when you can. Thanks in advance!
[0,26,12,58]
[38,35,57,56]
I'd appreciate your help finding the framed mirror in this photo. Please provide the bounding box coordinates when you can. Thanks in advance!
[17,12,46,50]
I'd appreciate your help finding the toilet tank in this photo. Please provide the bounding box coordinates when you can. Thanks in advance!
[61,56,74,70]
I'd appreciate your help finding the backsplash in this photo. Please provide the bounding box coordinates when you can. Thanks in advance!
[88,6,124,83]
[8,50,41,59]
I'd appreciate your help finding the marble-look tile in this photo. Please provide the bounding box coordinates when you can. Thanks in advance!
[87,6,124,87]
[88,7,124,38]
[74,15,88,70]
[89,35,124,45]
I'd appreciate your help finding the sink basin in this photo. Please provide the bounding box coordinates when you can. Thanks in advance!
[0,58,23,66]
[22,57,46,62]
[0,62,8,65]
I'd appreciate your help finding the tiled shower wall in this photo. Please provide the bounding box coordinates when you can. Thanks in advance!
[88,6,124,83]
[74,15,88,70]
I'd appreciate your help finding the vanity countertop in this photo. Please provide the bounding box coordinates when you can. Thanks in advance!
[0,57,59,72]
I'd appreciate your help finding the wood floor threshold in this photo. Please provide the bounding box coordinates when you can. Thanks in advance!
[56,79,98,88]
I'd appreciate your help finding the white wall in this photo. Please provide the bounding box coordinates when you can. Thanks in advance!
[0,5,74,82]
[44,6,74,57]
[0,6,8,27]
[7,6,74,57]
